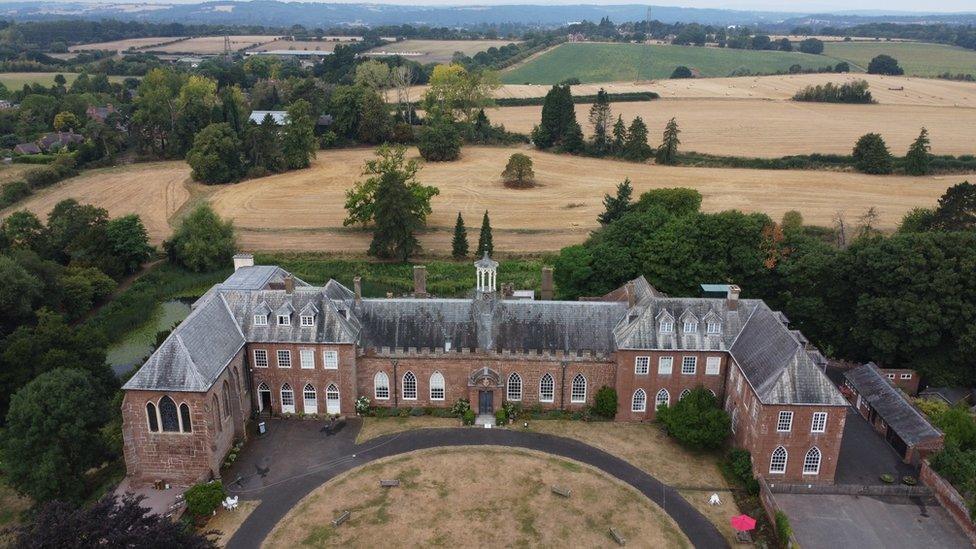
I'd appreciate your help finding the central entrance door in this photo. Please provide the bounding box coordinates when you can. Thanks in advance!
[478,390,493,415]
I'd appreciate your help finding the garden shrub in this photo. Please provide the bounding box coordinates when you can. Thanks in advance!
[451,398,471,418]
[774,511,793,546]
[656,387,730,450]
[593,386,617,419]
[184,481,225,519]
[0,180,31,208]
[462,409,476,425]
[722,448,759,494]
[410,407,425,417]
[355,395,370,415]
[502,401,521,421]
[495,408,508,425]
[374,407,389,418]
[24,166,62,189]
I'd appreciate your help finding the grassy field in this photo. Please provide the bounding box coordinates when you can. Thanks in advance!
[0,72,129,89]
[266,447,690,548]
[365,39,518,63]
[823,41,976,77]
[248,38,359,53]
[501,42,832,84]
[68,36,185,52]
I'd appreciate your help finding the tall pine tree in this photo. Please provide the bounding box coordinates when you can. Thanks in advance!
[452,212,469,259]
[588,88,613,156]
[905,127,931,176]
[477,210,493,257]
[532,84,577,150]
[655,117,681,165]
[623,117,652,161]
[611,115,627,156]
[598,178,633,225]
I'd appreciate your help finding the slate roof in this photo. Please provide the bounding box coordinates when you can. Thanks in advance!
[248,110,288,125]
[919,387,974,406]
[846,363,943,445]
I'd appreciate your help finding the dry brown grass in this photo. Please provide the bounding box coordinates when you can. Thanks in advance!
[69,37,186,52]
[365,39,518,63]
[264,447,690,549]
[208,146,960,253]
[146,36,281,54]
[0,163,32,185]
[0,162,190,245]
[489,98,976,157]
[355,416,460,444]
[249,39,361,53]
[0,479,30,533]
[204,500,260,547]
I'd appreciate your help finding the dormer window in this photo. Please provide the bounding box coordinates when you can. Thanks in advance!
[253,314,268,326]
[277,314,291,326]
[300,315,315,327]
[706,321,720,334]
[683,321,698,333]
[660,320,674,333]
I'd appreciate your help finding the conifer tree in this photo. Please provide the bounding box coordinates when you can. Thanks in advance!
[477,210,493,257]
[623,116,652,162]
[561,120,585,154]
[452,212,469,259]
[533,84,577,150]
[588,88,613,156]
[852,132,893,174]
[905,127,931,176]
[611,115,627,156]
[655,117,680,165]
[598,178,633,225]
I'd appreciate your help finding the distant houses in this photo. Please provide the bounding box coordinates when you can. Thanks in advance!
[248,110,333,128]
[14,132,83,155]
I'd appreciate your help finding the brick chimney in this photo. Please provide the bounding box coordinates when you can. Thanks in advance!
[727,284,741,310]
[413,265,427,298]
[626,281,636,308]
[233,253,254,271]
[541,267,554,300]
[284,275,295,294]
[353,276,362,302]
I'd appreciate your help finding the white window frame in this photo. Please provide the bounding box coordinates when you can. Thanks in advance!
[280,383,295,413]
[683,320,698,333]
[655,389,670,409]
[322,350,339,370]
[659,320,674,333]
[777,410,793,432]
[769,446,788,474]
[402,371,417,400]
[900,373,913,380]
[658,356,673,375]
[253,314,268,326]
[679,388,691,401]
[570,374,587,403]
[429,372,445,401]
[635,356,650,375]
[507,372,523,401]
[277,314,290,326]
[803,447,821,475]
[731,408,739,434]
[681,356,697,375]
[303,383,317,414]
[705,356,721,375]
[886,373,896,380]
[706,321,720,334]
[539,373,554,403]
[632,389,647,412]
[276,349,291,368]
[300,314,315,327]
[374,372,390,400]
[811,412,827,433]
[253,349,269,368]
[299,349,315,369]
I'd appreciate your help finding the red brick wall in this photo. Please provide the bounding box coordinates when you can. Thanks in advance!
[248,343,357,416]
[879,368,921,396]
[920,460,976,545]
[614,349,728,421]
[121,350,247,487]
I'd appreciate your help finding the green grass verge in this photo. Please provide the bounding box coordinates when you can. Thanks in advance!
[822,41,976,78]
[501,42,832,84]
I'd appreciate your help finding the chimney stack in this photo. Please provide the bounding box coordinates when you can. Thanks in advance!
[413,265,427,298]
[284,275,295,294]
[541,267,554,300]
[626,281,636,308]
[727,284,741,310]
[353,276,362,302]
[233,253,254,271]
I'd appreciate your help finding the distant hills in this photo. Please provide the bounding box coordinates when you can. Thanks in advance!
[1,1,974,29]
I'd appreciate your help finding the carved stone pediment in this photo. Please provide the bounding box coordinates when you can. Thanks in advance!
[468,366,501,387]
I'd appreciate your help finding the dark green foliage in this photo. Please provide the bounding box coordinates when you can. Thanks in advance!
[798,38,824,54]
[635,188,703,217]
[282,99,317,170]
[560,120,584,153]
[622,116,652,162]
[105,215,153,275]
[417,117,462,162]
[777,37,793,51]
[611,115,627,155]
[477,210,493,257]
[451,212,469,259]
[867,54,904,75]
[59,266,116,320]
[898,207,937,233]
[852,132,893,174]
[722,448,760,494]
[904,127,932,176]
[501,153,535,187]
[494,91,658,107]
[1,368,110,504]
[598,178,633,226]
[164,205,236,272]
[0,180,31,208]
[655,117,680,165]
[835,61,851,73]
[244,114,285,175]
[0,254,43,331]
[670,66,693,79]
[775,511,793,546]
[532,84,578,150]
[931,181,975,231]
[463,408,476,425]
[792,80,874,103]
[934,405,976,451]
[185,481,225,519]
[588,88,613,155]
[495,408,507,425]
[186,122,245,184]
[593,386,618,419]
[656,387,730,450]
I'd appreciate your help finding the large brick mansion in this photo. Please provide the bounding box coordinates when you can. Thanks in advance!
[121,254,848,487]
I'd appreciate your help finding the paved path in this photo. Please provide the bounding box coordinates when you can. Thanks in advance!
[225,421,729,549]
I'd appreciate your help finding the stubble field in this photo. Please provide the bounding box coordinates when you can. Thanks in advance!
[363,39,518,63]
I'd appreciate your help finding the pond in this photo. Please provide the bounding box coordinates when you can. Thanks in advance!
[107,299,194,377]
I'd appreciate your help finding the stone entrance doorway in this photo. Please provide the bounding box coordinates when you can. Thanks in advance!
[478,390,494,415]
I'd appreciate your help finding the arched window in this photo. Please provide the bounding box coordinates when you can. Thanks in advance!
[803,447,822,475]
[159,396,179,432]
[326,383,340,414]
[303,383,317,414]
[258,381,271,411]
[507,373,522,401]
[769,446,788,474]
[374,372,390,400]
[708,389,716,398]
[655,389,670,410]
[179,403,192,433]
[281,383,295,413]
[539,373,554,403]
[212,395,221,432]
[146,402,159,432]
[571,374,586,403]
[632,389,647,412]
[679,389,691,401]
[402,371,417,400]
[222,380,231,418]
[429,372,445,401]
[731,408,739,434]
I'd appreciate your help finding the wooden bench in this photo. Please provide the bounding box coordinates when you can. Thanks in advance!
[380,479,400,487]
[331,510,350,527]
[609,527,626,546]
[551,485,572,497]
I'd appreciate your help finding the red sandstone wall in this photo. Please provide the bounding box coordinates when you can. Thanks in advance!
[613,349,728,421]
[920,460,976,545]
[247,343,357,416]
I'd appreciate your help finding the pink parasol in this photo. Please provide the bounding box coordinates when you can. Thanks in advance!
[730,514,757,532]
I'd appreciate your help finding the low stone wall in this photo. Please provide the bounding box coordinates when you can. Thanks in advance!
[757,478,802,548]
[920,459,976,545]
[767,481,931,497]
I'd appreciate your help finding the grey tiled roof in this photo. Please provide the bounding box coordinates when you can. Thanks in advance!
[846,364,942,445]
[222,287,360,345]
[614,297,755,351]
[218,266,306,291]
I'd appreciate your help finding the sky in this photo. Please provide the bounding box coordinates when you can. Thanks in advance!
[36,0,976,14]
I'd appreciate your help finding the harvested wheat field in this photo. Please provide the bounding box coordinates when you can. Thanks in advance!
[69,37,186,52]
[0,162,190,245]
[248,39,356,53]
[264,447,690,548]
[490,99,976,157]
[146,36,281,54]
[210,146,962,253]
[364,39,517,63]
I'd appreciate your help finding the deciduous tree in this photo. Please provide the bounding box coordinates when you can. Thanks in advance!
[501,153,535,187]
[186,122,245,184]
[282,99,317,169]
[656,387,730,450]
[163,204,235,272]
